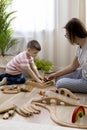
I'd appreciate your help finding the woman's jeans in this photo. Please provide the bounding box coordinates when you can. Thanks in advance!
[55,68,87,93]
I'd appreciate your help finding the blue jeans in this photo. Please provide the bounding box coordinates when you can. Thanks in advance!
[0,73,26,85]
[55,68,87,93]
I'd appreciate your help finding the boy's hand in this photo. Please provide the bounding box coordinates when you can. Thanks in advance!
[31,78,44,83]
[38,75,43,80]
[37,79,44,83]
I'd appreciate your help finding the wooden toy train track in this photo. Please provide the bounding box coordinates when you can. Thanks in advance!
[0,80,54,94]
[0,84,33,94]
[30,93,87,129]
[26,79,54,88]
[51,87,80,100]
[0,87,87,129]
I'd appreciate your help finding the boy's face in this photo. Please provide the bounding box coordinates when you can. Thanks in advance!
[27,48,39,57]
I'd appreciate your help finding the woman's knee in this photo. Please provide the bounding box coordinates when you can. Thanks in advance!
[55,78,65,88]
[55,78,72,88]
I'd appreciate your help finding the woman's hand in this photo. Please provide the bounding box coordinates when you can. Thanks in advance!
[46,73,56,80]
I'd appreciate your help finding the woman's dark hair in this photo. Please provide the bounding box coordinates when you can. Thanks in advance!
[64,18,87,44]
[27,40,41,51]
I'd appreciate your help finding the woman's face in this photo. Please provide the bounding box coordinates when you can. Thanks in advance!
[65,30,77,45]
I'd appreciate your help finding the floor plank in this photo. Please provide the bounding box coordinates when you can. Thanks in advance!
[0,85,87,129]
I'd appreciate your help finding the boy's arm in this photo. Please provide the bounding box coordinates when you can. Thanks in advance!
[25,65,42,83]
[30,63,43,80]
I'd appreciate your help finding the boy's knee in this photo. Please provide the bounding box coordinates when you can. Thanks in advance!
[20,78,26,83]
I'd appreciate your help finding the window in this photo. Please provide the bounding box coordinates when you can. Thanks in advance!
[86,0,87,27]
[12,0,54,32]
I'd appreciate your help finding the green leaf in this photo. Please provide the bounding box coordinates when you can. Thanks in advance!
[0,0,18,56]
[34,58,53,73]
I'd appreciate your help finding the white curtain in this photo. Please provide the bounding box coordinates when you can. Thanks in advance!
[7,0,86,70]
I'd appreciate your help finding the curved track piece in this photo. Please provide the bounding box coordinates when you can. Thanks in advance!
[1,84,33,94]
[30,103,41,113]
[32,96,87,108]
[31,95,87,129]
[51,88,80,100]
[16,107,28,117]
[1,85,20,94]
[0,104,16,114]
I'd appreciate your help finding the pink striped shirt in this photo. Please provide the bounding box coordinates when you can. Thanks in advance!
[6,51,34,75]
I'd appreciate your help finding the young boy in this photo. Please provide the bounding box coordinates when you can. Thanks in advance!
[0,40,43,85]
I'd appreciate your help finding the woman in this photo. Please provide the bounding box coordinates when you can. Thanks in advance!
[48,18,87,93]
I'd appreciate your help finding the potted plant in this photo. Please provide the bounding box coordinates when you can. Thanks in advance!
[0,0,18,73]
[0,0,18,56]
[34,58,53,74]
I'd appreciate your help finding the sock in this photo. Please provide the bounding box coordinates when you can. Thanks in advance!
[0,77,7,86]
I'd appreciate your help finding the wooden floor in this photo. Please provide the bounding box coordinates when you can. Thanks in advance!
[0,84,87,130]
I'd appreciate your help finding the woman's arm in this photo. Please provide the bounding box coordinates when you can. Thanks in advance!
[47,56,80,80]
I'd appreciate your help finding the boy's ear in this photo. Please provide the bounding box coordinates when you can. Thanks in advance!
[27,48,30,52]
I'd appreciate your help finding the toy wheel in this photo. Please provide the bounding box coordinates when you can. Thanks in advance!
[72,105,85,123]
